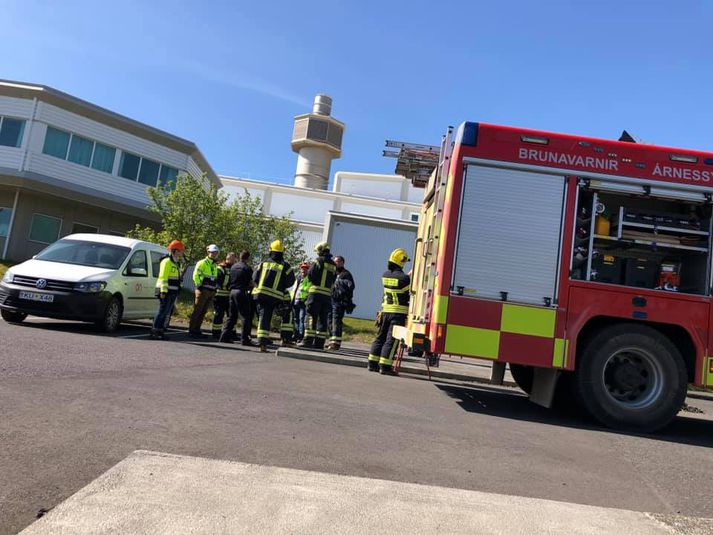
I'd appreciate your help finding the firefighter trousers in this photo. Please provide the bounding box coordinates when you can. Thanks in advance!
[369,313,406,371]
[255,295,279,347]
[328,302,346,348]
[212,295,229,338]
[280,303,294,342]
[304,294,331,349]
[222,289,252,342]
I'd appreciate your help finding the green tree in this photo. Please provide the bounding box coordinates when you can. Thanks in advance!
[127,173,305,265]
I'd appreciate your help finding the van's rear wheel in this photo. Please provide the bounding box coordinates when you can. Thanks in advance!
[1,309,27,323]
[97,297,122,333]
[575,324,687,432]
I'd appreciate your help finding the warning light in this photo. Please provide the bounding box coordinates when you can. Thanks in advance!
[670,154,698,164]
[521,135,549,145]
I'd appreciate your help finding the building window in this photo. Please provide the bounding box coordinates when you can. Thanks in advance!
[42,126,70,159]
[67,134,94,167]
[410,212,420,222]
[72,222,99,234]
[0,117,25,148]
[159,165,178,188]
[29,214,62,244]
[138,158,160,186]
[0,207,12,237]
[119,152,141,180]
[91,142,116,173]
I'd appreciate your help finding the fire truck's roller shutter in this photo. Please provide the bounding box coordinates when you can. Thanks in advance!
[453,164,566,306]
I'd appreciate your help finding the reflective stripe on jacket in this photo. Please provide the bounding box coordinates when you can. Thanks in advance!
[193,257,218,290]
[216,265,231,297]
[156,256,181,294]
[307,256,337,297]
[381,268,410,314]
[253,257,296,300]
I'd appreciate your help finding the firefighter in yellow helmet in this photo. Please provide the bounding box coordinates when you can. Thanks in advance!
[252,239,296,352]
[368,248,411,375]
[298,241,337,349]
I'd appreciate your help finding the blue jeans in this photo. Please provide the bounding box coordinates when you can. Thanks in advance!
[152,293,178,331]
[293,302,307,340]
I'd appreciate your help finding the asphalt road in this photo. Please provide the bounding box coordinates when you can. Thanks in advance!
[1,318,712,534]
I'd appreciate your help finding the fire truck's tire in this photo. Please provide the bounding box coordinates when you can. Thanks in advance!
[575,324,687,432]
[509,364,534,394]
[1,309,27,323]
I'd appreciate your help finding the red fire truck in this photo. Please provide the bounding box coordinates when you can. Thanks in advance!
[395,122,713,432]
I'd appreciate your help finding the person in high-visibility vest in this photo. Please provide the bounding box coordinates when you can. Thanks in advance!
[189,244,220,338]
[252,240,296,352]
[150,240,185,339]
[212,251,236,339]
[298,242,336,350]
[292,262,311,342]
[368,248,411,375]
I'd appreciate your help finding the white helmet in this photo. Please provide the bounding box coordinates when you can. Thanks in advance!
[207,244,220,253]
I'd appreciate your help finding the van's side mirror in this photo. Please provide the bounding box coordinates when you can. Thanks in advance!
[128,267,147,277]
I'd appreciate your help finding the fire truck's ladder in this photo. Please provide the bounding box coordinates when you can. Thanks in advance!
[383,140,440,187]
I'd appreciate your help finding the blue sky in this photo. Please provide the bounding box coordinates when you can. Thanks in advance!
[3,1,712,184]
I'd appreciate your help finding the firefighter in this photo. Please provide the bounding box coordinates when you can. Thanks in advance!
[220,250,254,345]
[212,251,236,339]
[292,262,311,342]
[279,290,295,346]
[252,240,296,352]
[368,248,410,375]
[189,244,220,338]
[299,242,336,350]
[326,255,355,351]
[150,240,185,339]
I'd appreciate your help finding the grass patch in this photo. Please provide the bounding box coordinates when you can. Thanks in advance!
[342,316,378,344]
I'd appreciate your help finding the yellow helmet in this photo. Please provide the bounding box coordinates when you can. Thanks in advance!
[314,241,330,254]
[270,240,285,252]
[389,248,410,267]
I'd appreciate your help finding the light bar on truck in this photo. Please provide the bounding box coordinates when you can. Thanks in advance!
[520,135,549,145]
[669,154,698,164]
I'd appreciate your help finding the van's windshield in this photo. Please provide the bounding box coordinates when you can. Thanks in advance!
[35,240,131,269]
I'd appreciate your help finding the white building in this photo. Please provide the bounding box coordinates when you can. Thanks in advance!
[0,80,218,261]
[221,171,421,319]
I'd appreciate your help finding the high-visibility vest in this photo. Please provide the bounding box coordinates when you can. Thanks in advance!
[155,256,181,294]
[254,261,292,300]
[381,270,410,314]
[193,257,218,290]
[308,258,337,297]
[293,276,312,302]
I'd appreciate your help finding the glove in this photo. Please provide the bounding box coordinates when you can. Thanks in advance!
[160,292,167,299]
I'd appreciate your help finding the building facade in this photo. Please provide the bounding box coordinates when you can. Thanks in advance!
[0,80,218,261]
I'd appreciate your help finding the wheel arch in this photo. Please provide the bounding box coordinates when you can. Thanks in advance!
[573,316,697,383]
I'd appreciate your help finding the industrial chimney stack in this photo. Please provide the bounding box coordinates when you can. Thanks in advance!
[291,94,345,190]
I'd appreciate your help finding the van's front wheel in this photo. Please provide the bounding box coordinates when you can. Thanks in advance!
[575,324,687,432]
[1,309,27,323]
[97,297,122,333]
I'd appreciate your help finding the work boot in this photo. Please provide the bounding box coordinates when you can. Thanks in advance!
[314,339,325,350]
[259,344,268,353]
[281,339,294,348]
[212,331,221,340]
[149,328,160,340]
[241,339,255,347]
[379,365,398,376]
[367,361,379,372]
[327,343,341,352]
[218,335,234,344]
[297,339,313,348]
[189,331,206,339]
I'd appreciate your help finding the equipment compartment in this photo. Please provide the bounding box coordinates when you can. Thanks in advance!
[571,184,712,295]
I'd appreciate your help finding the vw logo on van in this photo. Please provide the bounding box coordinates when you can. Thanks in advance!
[35,279,48,289]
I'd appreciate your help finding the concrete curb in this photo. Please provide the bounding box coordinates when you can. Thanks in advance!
[275,347,519,387]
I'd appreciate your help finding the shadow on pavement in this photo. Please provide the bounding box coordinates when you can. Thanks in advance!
[436,382,713,448]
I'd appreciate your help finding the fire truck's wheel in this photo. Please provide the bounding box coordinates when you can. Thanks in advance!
[1,309,27,323]
[575,324,687,432]
[509,364,533,394]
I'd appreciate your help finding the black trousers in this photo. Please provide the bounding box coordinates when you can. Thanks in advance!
[328,302,346,346]
[222,289,253,342]
[255,295,279,346]
[212,295,229,336]
[305,294,331,349]
[369,313,406,369]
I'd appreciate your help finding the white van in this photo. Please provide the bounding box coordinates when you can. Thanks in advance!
[0,234,169,332]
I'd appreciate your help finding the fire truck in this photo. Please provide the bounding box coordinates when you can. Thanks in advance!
[392,122,713,432]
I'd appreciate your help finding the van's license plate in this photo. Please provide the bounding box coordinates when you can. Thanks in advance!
[18,291,54,303]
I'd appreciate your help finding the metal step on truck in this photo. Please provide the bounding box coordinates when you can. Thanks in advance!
[391,121,713,432]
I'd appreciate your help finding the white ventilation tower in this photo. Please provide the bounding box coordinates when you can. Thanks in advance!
[291,94,345,190]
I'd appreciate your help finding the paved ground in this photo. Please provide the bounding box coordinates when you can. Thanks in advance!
[1,317,713,534]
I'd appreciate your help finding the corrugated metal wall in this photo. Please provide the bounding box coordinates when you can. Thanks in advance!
[329,217,417,319]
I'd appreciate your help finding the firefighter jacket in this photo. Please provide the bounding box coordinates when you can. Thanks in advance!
[307,254,337,297]
[252,251,296,301]
[332,267,355,305]
[155,256,181,295]
[228,261,253,291]
[292,274,312,304]
[193,257,219,291]
[215,263,233,297]
[381,265,410,315]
